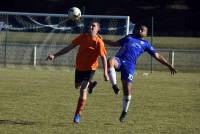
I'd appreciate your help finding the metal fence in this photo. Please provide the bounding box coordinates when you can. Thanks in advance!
[0,12,199,72]
[0,44,199,72]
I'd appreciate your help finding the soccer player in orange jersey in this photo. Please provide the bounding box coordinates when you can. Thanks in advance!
[46,21,109,123]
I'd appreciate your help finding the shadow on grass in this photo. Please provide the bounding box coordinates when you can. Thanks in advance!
[0,119,38,125]
[52,122,75,127]
[0,119,77,127]
[104,123,116,126]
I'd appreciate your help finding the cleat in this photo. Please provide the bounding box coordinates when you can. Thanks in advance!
[119,111,127,122]
[112,85,120,95]
[73,114,80,123]
[88,81,97,94]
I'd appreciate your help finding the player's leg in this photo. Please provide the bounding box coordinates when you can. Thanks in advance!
[86,70,96,94]
[75,70,82,89]
[74,70,87,123]
[107,57,120,94]
[73,70,95,123]
[75,70,97,94]
[74,80,89,123]
[75,80,97,92]
[119,66,134,122]
[88,80,97,94]
[119,80,132,122]
[76,81,89,113]
[75,82,81,89]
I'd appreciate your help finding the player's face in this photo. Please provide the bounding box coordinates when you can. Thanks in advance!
[139,26,148,38]
[89,22,100,35]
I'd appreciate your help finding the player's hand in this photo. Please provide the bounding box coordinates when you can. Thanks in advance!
[46,54,55,61]
[104,74,109,81]
[169,66,177,75]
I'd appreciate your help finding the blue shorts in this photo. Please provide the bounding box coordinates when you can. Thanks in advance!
[115,57,135,83]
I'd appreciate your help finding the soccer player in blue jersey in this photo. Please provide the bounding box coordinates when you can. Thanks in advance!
[104,25,177,122]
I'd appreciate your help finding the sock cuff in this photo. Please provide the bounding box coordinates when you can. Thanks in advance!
[123,95,132,101]
[109,67,115,72]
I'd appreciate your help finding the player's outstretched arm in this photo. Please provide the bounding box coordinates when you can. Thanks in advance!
[46,43,78,60]
[103,39,120,47]
[154,52,177,75]
[100,55,109,81]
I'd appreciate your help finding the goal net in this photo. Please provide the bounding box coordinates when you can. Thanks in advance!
[0,12,133,67]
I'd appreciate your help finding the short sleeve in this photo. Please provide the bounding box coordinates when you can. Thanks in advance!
[117,36,127,46]
[99,39,107,56]
[145,42,156,56]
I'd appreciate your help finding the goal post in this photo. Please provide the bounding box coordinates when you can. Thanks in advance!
[0,11,133,67]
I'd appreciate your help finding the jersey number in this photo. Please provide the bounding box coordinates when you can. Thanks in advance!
[128,74,133,81]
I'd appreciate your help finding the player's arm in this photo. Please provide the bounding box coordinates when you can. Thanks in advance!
[100,54,109,81]
[103,39,120,47]
[46,43,78,60]
[154,52,177,75]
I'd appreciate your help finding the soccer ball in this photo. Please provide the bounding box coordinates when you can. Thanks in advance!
[68,7,81,20]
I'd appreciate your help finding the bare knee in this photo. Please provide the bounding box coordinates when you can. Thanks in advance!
[80,89,88,100]
[79,80,89,99]
[108,57,116,68]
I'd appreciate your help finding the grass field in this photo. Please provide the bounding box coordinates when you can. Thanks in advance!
[0,67,200,134]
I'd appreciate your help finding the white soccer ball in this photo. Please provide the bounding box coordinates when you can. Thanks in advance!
[68,7,81,20]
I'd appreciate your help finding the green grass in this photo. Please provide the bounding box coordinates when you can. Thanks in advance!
[0,67,200,134]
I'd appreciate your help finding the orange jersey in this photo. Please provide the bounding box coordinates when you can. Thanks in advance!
[72,33,107,71]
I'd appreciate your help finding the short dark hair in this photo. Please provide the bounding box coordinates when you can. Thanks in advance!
[132,24,148,37]
[90,20,100,27]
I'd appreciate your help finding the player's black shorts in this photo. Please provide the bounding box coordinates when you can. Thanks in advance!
[75,70,95,83]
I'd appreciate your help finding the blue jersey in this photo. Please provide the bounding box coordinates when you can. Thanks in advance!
[116,35,156,65]
[114,35,156,82]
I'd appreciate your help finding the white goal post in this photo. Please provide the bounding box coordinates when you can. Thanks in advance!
[0,11,133,67]
[0,11,131,35]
